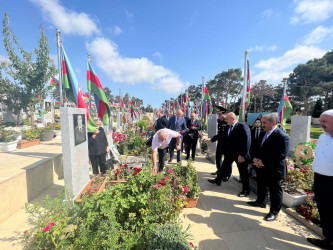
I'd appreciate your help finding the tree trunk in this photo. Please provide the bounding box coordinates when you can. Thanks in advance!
[254,97,257,113]
[324,92,329,110]
[260,98,263,113]
[30,104,35,128]
[303,95,309,115]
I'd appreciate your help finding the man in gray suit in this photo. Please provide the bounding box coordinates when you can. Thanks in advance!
[167,109,187,163]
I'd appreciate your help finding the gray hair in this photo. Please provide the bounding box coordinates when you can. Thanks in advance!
[93,117,102,122]
[262,114,278,124]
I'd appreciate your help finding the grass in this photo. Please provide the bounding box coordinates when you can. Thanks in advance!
[284,124,323,139]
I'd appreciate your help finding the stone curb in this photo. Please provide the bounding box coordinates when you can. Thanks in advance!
[285,208,324,239]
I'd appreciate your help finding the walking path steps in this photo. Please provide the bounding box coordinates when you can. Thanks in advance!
[0,150,321,249]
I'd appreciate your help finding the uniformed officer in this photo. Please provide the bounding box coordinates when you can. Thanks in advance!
[203,106,229,178]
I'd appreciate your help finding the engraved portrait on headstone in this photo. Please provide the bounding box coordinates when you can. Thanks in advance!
[73,114,86,146]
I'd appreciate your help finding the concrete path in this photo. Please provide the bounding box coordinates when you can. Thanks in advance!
[0,152,321,249]
[181,156,320,250]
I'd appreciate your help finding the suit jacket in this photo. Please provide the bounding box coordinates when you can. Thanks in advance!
[167,116,187,135]
[186,118,201,139]
[155,115,168,131]
[250,127,264,158]
[253,128,290,179]
[225,122,251,159]
[74,125,86,145]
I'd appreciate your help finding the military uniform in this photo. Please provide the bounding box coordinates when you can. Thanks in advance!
[211,117,229,173]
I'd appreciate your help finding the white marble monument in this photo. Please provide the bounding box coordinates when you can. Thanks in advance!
[60,107,90,201]
[206,114,218,163]
[289,116,311,155]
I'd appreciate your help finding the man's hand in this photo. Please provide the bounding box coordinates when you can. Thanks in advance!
[176,145,181,151]
[202,138,211,142]
[106,146,109,153]
[238,155,245,163]
[94,129,100,135]
[253,158,264,168]
[187,128,190,132]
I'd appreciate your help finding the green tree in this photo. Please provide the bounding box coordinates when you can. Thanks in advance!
[2,13,56,127]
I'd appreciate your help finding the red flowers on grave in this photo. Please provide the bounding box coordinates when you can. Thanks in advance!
[166,169,175,175]
[112,133,128,142]
[183,185,189,194]
[24,230,28,234]
[44,222,55,232]
[153,184,162,189]
[133,167,142,175]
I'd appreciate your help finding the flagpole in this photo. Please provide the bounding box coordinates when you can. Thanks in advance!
[281,78,288,123]
[241,51,248,122]
[87,53,92,115]
[56,30,63,107]
[201,76,205,119]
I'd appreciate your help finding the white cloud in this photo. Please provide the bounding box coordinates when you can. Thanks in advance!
[304,26,333,44]
[30,0,100,36]
[253,45,326,82]
[86,37,186,93]
[114,26,122,36]
[262,9,273,18]
[152,51,162,59]
[291,0,333,24]
[248,45,278,52]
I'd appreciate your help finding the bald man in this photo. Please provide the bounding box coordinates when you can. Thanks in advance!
[307,110,333,249]
[151,128,181,172]
[208,112,251,197]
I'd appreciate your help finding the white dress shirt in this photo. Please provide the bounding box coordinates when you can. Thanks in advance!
[312,132,333,176]
[152,128,179,151]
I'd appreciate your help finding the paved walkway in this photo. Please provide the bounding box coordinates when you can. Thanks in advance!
[0,151,321,249]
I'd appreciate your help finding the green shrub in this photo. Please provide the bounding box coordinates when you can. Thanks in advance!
[147,223,193,250]
[172,161,200,198]
[0,130,17,142]
[22,128,40,141]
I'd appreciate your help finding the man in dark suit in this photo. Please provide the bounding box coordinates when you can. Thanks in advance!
[74,114,86,145]
[185,112,201,161]
[155,110,168,132]
[202,106,229,175]
[248,114,289,222]
[167,109,187,163]
[207,112,251,197]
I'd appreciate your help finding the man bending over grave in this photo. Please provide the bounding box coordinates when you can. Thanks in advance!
[152,128,181,172]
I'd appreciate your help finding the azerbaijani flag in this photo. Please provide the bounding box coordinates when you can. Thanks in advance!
[50,77,59,88]
[54,100,61,108]
[87,61,111,124]
[61,46,97,132]
[277,83,292,125]
[201,86,210,123]
[83,93,90,103]
[185,96,190,118]
[239,57,251,122]
[129,100,135,118]
[120,95,127,122]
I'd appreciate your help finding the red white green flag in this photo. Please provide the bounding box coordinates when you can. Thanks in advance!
[277,83,292,125]
[239,57,250,122]
[87,61,111,124]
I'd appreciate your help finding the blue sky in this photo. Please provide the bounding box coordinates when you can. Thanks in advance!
[1,0,333,108]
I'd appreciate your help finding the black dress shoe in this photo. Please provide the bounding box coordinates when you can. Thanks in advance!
[307,238,333,249]
[263,213,278,221]
[185,156,189,160]
[247,201,267,208]
[207,179,221,186]
[222,176,230,182]
[211,171,218,175]
[238,190,250,197]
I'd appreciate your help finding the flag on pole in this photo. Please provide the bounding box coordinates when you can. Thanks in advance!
[61,46,98,132]
[277,83,292,125]
[50,77,59,88]
[87,61,111,124]
[185,96,190,118]
[239,53,250,122]
[201,86,210,124]
[120,95,126,122]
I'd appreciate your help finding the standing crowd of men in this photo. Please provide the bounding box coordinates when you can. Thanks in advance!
[150,106,333,249]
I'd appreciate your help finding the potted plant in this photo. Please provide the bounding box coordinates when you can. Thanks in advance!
[172,161,201,208]
[0,129,20,152]
[39,126,55,141]
[17,128,41,149]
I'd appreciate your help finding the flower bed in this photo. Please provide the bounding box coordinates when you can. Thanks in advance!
[21,161,199,249]
[75,176,107,203]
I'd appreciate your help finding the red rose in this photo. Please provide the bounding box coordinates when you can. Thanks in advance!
[24,230,28,234]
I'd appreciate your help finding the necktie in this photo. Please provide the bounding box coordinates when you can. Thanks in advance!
[261,132,269,146]
[228,125,233,136]
[256,128,259,139]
